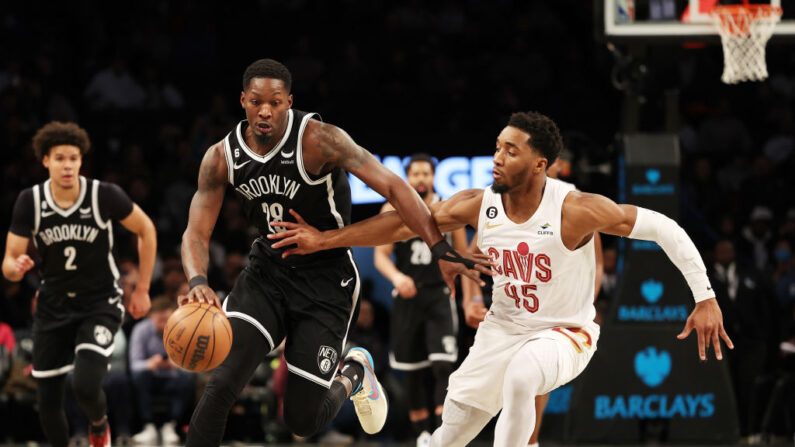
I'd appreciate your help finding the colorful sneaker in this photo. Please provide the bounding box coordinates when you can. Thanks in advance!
[345,347,388,434]
[88,424,111,447]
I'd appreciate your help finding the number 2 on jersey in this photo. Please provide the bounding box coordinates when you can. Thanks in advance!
[64,246,77,271]
[505,284,538,312]
[261,201,285,233]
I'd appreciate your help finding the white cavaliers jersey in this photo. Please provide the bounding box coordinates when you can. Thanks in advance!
[477,177,596,332]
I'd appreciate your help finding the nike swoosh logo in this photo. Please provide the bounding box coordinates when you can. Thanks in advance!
[341,277,354,287]
[80,207,91,214]
[233,160,251,169]
[281,150,294,158]
[365,367,379,400]
[485,222,502,229]
[41,210,56,218]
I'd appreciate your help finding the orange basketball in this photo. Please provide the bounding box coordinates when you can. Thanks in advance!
[163,302,233,372]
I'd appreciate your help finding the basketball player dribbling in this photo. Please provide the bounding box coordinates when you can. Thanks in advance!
[178,59,485,444]
[2,122,157,447]
[268,111,734,446]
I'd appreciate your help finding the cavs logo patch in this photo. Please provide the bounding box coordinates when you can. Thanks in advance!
[93,325,113,346]
[317,345,339,375]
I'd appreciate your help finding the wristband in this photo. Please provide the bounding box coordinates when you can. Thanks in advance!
[189,275,209,290]
[431,240,476,269]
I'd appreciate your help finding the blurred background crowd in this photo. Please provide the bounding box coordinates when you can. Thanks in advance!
[0,0,794,444]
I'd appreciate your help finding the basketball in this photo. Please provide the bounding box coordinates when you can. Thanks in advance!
[163,302,233,372]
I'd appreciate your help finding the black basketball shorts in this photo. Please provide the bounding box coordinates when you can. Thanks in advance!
[389,284,458,371]
[32,293,124,378]
[222,250,361,388]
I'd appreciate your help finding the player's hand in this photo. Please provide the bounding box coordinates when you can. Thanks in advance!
[677,298,734,361]
[464,301,488,329]
[268,209,325,257]
[125,287,151,319]
[178,284,222,309]
[14,254,34,276]
[393,274,417,298]
[438,253,495,298]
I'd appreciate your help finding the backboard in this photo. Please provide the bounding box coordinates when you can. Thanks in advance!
[601,0,795,42]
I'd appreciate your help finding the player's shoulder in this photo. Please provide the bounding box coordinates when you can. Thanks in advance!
[200,140,230,180]
[15,185,35,201]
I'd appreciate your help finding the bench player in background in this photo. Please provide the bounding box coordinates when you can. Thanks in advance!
[373,153,468,446]
[3,121,156,447]
[268,110,733,446]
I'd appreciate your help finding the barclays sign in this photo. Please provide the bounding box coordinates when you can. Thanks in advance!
[617,278,688,322]
[594,346,715,420]
[631,168,675,196]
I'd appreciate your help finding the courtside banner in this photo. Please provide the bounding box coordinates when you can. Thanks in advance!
[565,326,739,443]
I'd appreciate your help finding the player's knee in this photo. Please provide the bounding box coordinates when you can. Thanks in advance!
[503,360,540,399]
[203,368,243,408]
[441,397,472,426]
[283,400,319,437]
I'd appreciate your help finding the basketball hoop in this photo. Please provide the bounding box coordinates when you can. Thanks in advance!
[711,1,782,84]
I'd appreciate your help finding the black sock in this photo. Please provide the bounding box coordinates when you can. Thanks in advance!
[412,417,432,436]
[90,416,107,435]
[340,360,365,396]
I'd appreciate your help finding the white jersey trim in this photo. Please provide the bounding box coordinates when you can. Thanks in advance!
[91,180,109,230]
[235,110,294,163]
[43,176,87,218]
[286,362,331,388]
[75,342,116,357]
[389,352,432,371]
[32,364,75,378]
[223,297,277,353]
[32,185,41,247]
[295,113,330,186]
[222,135,234,184]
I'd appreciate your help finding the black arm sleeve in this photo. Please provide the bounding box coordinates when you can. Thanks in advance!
[98,182,134,221]
[8,188,34,237]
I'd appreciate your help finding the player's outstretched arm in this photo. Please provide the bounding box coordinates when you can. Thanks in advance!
[564,192,733,361]
[304,121,446,249]
[270,188,493,289]
[180,143,227,309]
[119,204,156,319]
[2,233,34,282]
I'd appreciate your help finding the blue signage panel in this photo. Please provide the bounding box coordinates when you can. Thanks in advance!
[565,327,738,443]
[350,155,493,204]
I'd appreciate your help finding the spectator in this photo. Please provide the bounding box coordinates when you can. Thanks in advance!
[739,206,775,272]
[84,56,145,110]
[709,239,774,437]
[129,297,194,445]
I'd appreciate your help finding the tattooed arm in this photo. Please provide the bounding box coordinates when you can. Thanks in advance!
[304,121,444,248]
[179,142,227,308]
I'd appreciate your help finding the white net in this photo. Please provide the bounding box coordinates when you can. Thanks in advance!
[711,5,782,84]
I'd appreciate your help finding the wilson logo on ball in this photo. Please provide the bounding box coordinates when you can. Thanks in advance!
[188,335,211,370]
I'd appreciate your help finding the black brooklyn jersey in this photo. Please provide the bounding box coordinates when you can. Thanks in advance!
[223,109,351,264]
[393,194,449,288]
[9,176,133,299]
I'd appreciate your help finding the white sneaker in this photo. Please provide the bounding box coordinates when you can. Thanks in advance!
[160,421,180,445]
[416,430,432,447]
[345,347,388,434]
[132,423,158,445]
